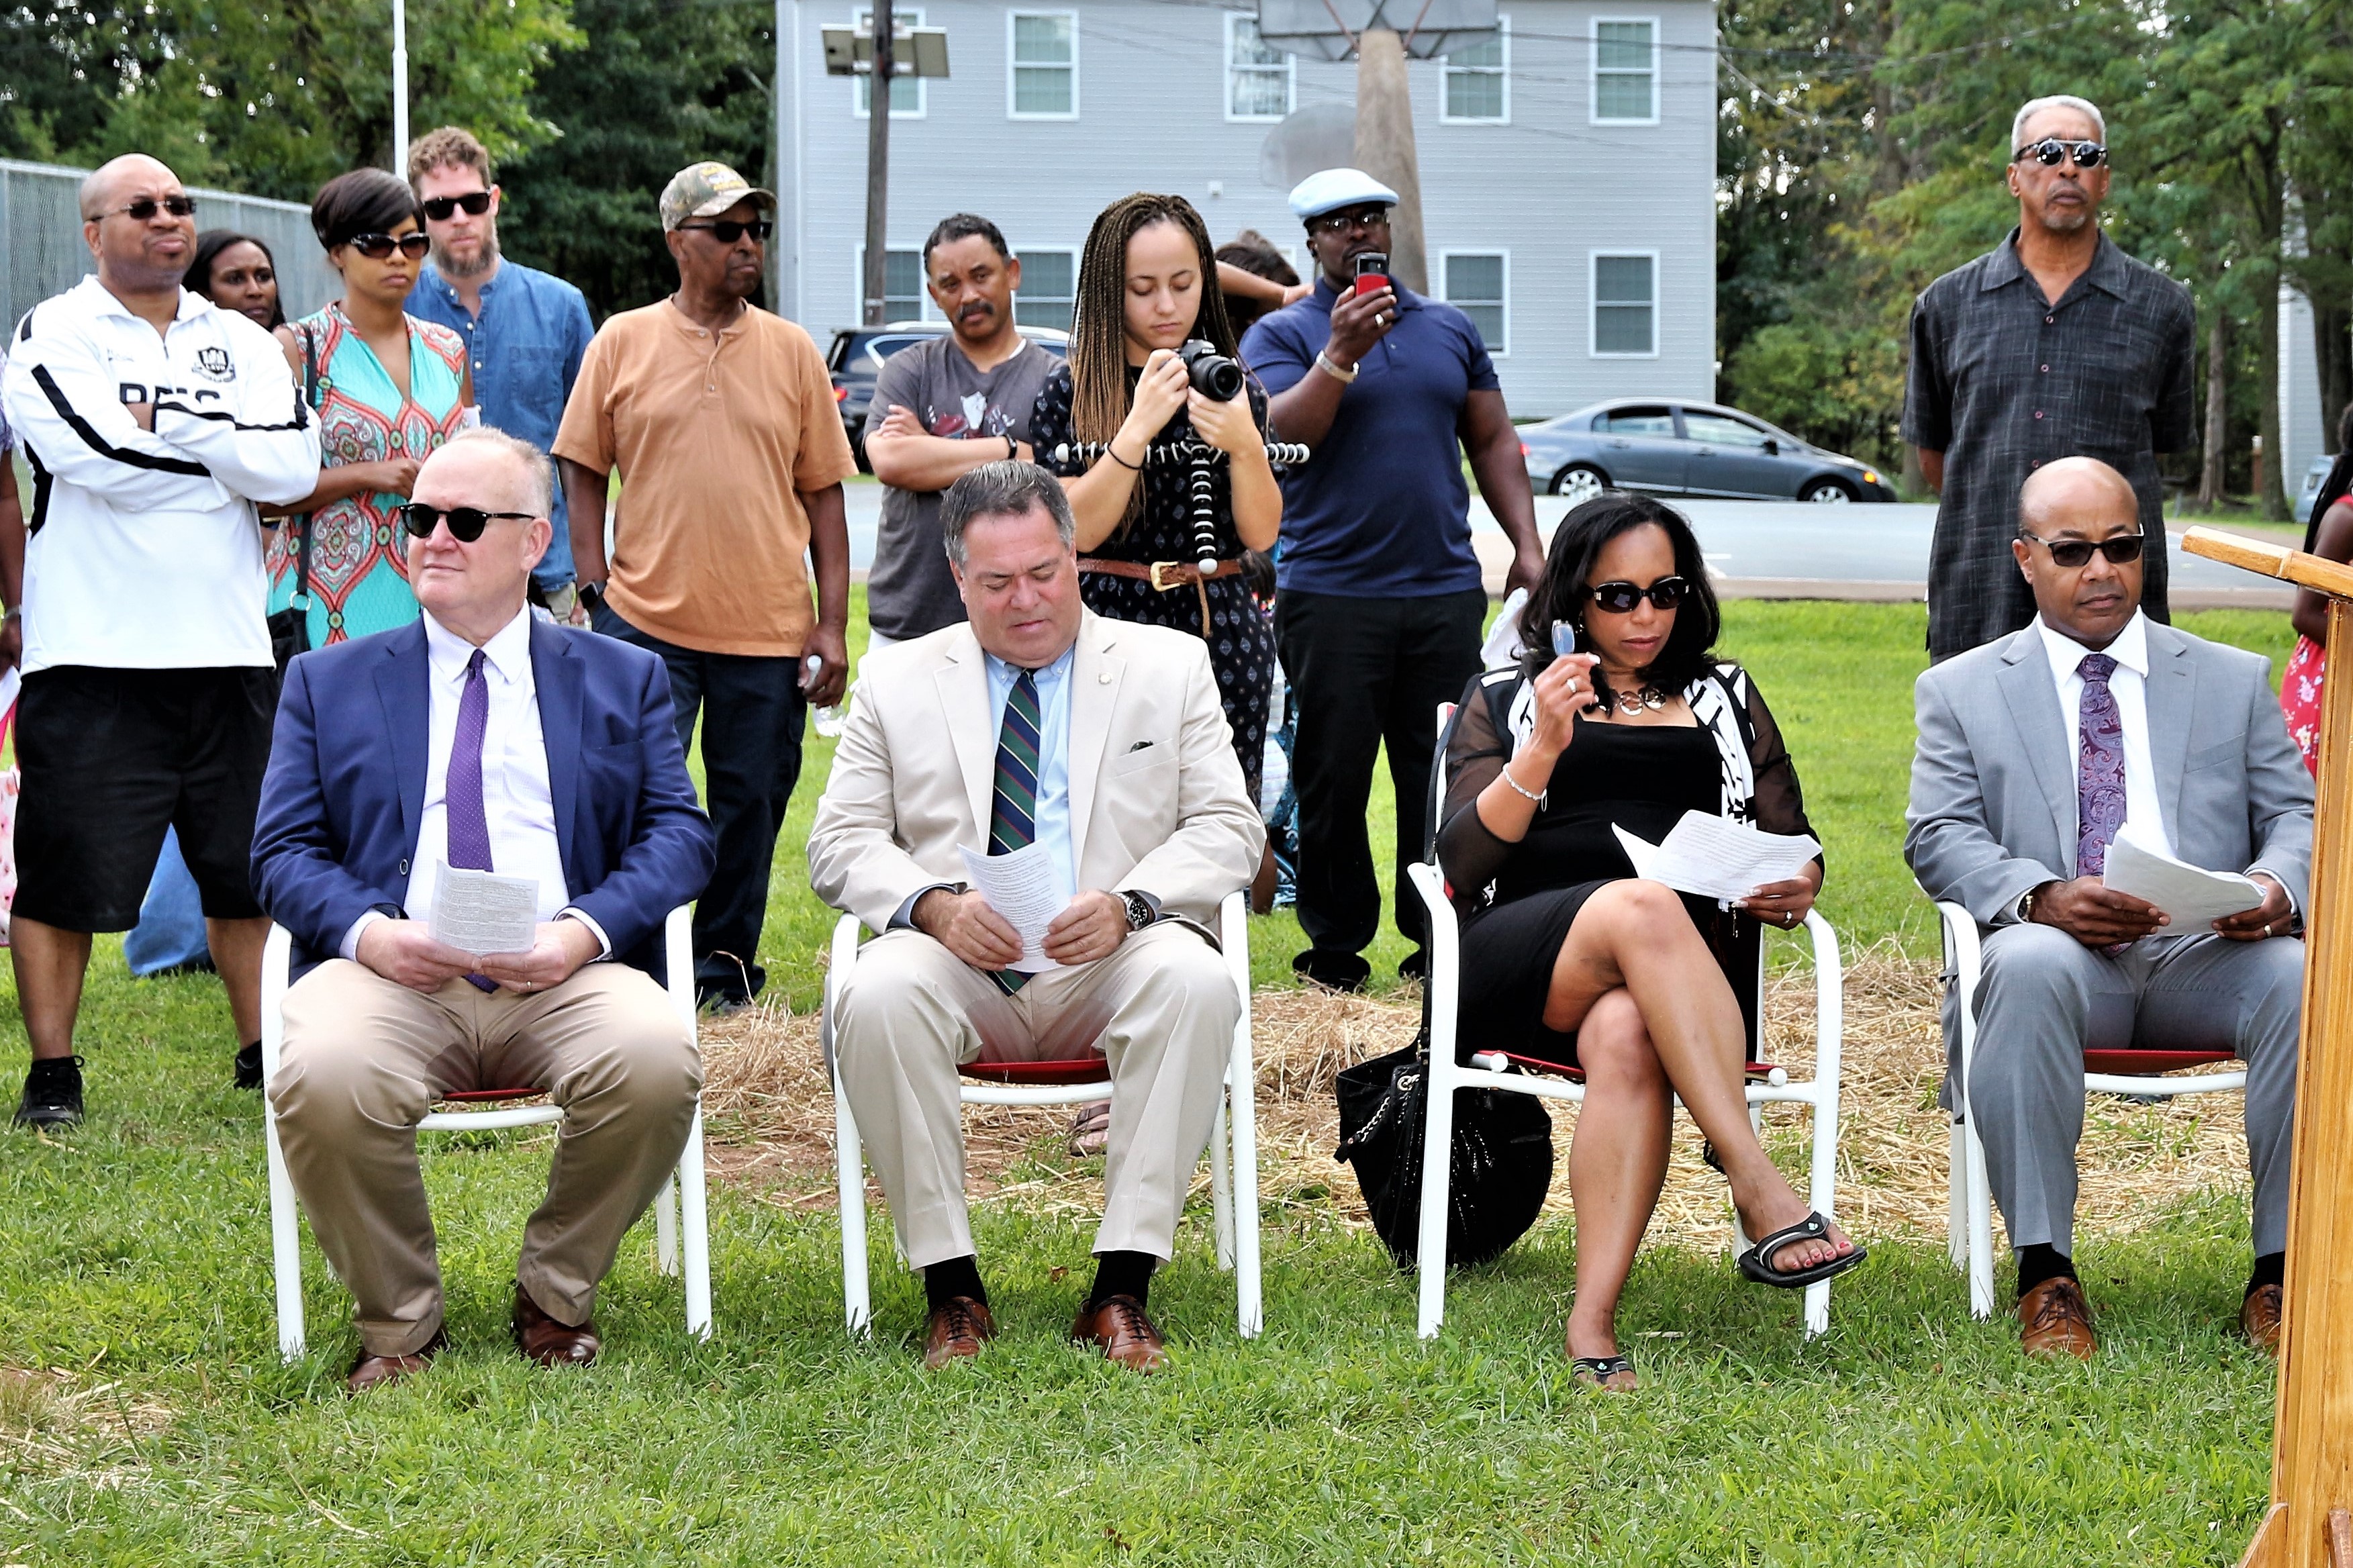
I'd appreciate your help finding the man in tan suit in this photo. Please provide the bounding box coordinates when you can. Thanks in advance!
[809,460,1263,1373]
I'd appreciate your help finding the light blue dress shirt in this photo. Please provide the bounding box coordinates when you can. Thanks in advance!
[406,259,595,591]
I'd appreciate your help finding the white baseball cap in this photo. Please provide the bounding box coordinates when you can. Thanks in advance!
[1287,168,1400,223]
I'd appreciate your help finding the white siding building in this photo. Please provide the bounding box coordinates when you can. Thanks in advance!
[773,0,1717,417]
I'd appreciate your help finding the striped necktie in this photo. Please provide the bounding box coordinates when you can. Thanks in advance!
[988,667,1041,994]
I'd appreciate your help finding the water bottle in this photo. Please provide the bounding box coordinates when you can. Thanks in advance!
[806,654,847,739]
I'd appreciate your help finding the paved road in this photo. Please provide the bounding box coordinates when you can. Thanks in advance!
[840,486,2290,608]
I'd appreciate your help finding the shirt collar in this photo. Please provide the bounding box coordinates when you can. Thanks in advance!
[2039,608,2150,684]
[423,605,535,687]
[983,641,1076,687]
[80,275,207,325]
[1983,228,2129,299]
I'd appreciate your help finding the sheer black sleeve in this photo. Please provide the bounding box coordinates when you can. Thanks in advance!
[1434,673,1517,899]
[1028,361,1077,476]
[1741,674,1821,863]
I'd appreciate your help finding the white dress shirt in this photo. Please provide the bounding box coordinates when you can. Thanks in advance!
[339,607,609,960]
[2037,609,2171,858]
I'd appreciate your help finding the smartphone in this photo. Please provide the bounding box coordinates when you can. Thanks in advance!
[1551,622,1578,658]
[1352,251,1390,297]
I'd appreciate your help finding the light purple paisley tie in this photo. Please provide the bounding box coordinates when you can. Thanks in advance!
[2076,652,2126,878]
[447,648,498,989]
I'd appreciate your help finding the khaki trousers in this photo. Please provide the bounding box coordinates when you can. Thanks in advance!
[269,961,702,1357]
[834,922,1238,1270]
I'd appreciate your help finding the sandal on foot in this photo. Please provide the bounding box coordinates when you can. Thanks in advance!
[1066,1101,1112,1159]
[1737,1211,1867,1289]
[1570,1354,1637,1392]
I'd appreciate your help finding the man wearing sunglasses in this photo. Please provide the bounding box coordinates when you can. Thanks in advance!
[1907,456,2310,1360]
[1,153,322,1129]
[1903,94,2196,662]
[555,161,856,1010]
[405,127,596,617]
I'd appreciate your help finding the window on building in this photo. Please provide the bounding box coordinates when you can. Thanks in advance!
[1441,251,1508,353]
[1592,17,1658,124]
[854,246,928,322]
[853,7,926,117]
[1226,13,1294,121]
[1591,252,1656,356]
[1442,17,1508,123]
[1014,248,1076,330]
[1010,12,1077,117]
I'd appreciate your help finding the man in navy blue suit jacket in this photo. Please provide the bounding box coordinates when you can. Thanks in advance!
[252,428,714,1394]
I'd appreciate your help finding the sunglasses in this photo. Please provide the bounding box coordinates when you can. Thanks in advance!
[2012,138,2107,168]
[346,231,432,261]
[421,191,493,222]
[677,219,773,244]
[397,502,536,542]
[1586,577,1691,614]
[2019,530,2145,568]
[97,195,197,222]
[1307,208,1392,238]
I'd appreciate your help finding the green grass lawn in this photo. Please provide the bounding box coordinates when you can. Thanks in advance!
[0,597,2298,1563]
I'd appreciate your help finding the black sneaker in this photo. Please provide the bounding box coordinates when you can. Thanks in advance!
[13,1056,85,1129]
[233,1042,265,1091]
[1292,948,1370,993]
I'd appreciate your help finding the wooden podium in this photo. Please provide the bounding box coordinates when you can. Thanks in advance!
[2180,526,2353,1568]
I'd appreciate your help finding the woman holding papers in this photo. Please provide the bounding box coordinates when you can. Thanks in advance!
[1435,493,1863,1390]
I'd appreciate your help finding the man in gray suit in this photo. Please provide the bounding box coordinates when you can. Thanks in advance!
[1906,456,2309,1360]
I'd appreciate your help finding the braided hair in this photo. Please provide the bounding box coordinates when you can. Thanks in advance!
[1069,193,1243,533]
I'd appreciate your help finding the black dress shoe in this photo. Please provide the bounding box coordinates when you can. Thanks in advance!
[233,1043,265,1091]
[13,1057,84,1129]
[1292,948,1370,993]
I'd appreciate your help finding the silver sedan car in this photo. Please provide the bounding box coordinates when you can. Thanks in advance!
[1520,399,1897,505]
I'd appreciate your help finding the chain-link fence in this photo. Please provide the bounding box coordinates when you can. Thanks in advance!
[2,158,340,336]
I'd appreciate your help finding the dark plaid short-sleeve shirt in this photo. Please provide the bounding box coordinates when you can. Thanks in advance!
[1903,230,2196,658]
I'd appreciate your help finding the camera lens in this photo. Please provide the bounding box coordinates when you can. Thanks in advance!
[1180,340,1245,401]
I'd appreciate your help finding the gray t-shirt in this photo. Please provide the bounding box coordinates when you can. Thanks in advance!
[862,334,1057,640]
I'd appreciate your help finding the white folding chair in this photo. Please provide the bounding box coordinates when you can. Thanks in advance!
[260,905,712,1363]
[1931,897,2246,1319]
[1407,701,1849,1340]
[822,890,1262,1339]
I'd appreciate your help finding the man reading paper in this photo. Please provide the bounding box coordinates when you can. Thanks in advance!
[807,462,1263,1373]
[251,429,714,1393]
[1905,456,2311,1361]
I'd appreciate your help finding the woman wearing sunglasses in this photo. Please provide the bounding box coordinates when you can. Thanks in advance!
[267,168,473,646]
[1433,492,1862,1391]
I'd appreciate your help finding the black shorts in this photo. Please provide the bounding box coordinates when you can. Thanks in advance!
[14,665,277,932]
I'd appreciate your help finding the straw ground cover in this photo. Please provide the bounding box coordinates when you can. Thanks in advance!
[0,597,2296,1563]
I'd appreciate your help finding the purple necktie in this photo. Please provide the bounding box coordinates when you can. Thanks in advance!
[448,648,497,989]
[2076,651,2127,879]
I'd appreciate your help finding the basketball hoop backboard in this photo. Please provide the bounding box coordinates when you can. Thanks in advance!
[1255,0,1498,62]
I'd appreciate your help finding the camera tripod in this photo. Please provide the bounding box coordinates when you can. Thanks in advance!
[1050,438,1311,573]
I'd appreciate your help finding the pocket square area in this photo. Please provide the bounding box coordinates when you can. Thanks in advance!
[1127,740,1155,752]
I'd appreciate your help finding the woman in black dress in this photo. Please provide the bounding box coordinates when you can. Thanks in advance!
[1031,193,1281,801]
[1436,493,1864,1390]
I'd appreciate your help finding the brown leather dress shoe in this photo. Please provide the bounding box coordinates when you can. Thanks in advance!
[512,1286,599,1368]
[922,1296,997,1369]
[2242,1283,2285,1355]
[1071,1294,1167,1372]
[2017,1277,2098,1360]
[346,1330,446,1395]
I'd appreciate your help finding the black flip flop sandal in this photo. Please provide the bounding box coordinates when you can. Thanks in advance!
[1736,1211,1868,1289]
[1570,1354,1637,1391]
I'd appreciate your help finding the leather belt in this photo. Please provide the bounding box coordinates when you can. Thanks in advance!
[1077,556,1244,636]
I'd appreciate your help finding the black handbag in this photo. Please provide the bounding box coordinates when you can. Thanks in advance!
[1335,1030,1553,1271]
[267,325,322,675]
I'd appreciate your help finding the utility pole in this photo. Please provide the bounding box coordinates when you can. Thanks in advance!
[861,0,896,327]
[391,0,410,174]
[1351,26,1426,293]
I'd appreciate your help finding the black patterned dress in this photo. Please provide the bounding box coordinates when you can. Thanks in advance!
[1030,360,1278,799]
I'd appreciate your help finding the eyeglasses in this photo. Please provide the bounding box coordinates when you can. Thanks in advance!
[2018,530,2145,568]
[396,502,536,542]
[676,219,773,244]
[421,191,493,222]
[93,195,197,222]
[346,232,432,261]
[1307,208,1392,238]
[1586,577,1691,614]
[2012,138,2107,168]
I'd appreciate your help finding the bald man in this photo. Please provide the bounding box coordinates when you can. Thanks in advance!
[1,153,320,1128]
[1905,456,2311,1359]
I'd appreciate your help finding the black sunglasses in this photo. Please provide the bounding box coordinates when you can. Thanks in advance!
[421,191,493,222]
[397,502,536,542]
[2019,530,2144,569]
[347,231,432,261]
[1586,576,1691,614]
[2012,138,2107,168]
[677,219,773,244]
[98,195,197,222]
[1307,207,1392,237]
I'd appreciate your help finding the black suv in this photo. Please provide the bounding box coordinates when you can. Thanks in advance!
[827,322,1071,471]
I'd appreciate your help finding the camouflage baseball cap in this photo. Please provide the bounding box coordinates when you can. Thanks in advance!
[659,162,779,231]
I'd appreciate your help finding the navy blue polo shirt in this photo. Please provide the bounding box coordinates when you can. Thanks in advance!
[1241,277,1495,599]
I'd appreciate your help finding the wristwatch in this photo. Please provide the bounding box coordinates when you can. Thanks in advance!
[1314,350,1359,385]
[1004,434,1018,460]
[1120,889,1158,932]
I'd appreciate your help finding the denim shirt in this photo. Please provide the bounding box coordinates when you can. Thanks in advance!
[407,260,596,590]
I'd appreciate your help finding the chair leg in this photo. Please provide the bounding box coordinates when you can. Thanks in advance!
[266,1104,307,1363]
[1964,1112,1997,1321]
[678,1108,712,1340]
[1801,1082,1840,1340]
[655,1173,680,1278]
[834,1068,871,1338]
[1414,1054,1457,1340]
[1230,1046,1263,1340]
[1947,1120,1968,1270]
[1210,1097,1235,1273]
